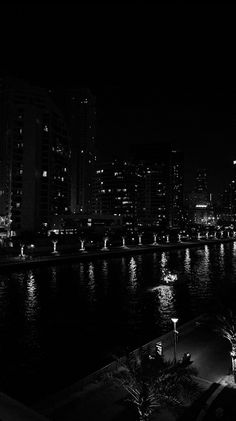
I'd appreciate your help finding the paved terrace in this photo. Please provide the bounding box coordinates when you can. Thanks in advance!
[30,315,236,421]
[0,237,235,269]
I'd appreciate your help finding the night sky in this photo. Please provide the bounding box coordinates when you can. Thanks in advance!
[1,3,235,194]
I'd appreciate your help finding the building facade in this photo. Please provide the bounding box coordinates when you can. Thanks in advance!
[65,88,96,214]
[93,160,138,228]
[0,77,71,235]
[130,142,184,229]
[189,169,215,225]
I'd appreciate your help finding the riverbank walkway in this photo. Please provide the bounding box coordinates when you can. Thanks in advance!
[30,315,236,421]
[0,237,235,270]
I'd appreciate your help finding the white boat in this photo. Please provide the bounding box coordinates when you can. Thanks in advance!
[161,269,178,284]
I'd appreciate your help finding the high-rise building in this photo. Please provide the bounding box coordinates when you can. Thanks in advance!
[65,88,96,214]
[136,161,168,228]
[130,142,184,228]
[93,160,138,227]
[195,168,208,192]
[168,147,184,228]
[189,169,215,225]
[0,77,71,235]
[231,160,236,219]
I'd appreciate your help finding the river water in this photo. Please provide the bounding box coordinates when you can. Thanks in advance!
[1,242,236,403]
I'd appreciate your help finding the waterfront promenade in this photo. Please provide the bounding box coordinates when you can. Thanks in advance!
[1,315,236,420]
[32,316,236,421]
[0,237,235,270]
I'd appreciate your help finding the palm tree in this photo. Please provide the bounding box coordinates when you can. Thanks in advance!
[210,309,236,377]
[108,348,199,421]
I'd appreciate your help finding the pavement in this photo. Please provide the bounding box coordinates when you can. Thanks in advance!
[30,318,236,421]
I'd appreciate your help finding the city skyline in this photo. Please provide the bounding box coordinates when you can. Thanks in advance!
[0,4,234,194]
[1,73,234,194]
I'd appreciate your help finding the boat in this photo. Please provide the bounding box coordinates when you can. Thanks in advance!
[161,269,178,285]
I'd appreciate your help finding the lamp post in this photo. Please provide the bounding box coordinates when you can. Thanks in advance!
[171,317,178,364]
[101,236,109,251]
[121,236,128,249]
[52,239,58,254]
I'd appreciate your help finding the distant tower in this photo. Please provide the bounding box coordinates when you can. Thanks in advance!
[231,160,236,219]
[65,88,96,214]
[195,168,208,192]
[189,169,215,225]
[168,147,184,228]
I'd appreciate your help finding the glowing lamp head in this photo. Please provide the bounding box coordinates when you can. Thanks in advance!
[171,318,178,324]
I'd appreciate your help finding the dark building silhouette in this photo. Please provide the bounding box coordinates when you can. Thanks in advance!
[0,77,71,235]
[65,88,96,214]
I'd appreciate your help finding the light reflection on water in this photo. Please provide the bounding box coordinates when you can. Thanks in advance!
[128,257,137,289]
[184,248,191,272]
[87,262,96,304]
[161,252,168,269]
[156,285,175,330]
[1,242,236,399]
[25,270,39,321]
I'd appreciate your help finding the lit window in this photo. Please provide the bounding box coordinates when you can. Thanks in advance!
[43,171,47,177]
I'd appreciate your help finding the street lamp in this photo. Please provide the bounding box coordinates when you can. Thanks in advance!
[171,317,179,364]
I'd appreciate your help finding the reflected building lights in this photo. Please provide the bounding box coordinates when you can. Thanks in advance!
[88,262,95,282]
[204,245,209,259]
[88,262,96,302]
[184,248,191,273]
[128,257,138,290]
[220,243,225,257]
[161,252,167,269]
[156,284,175,330]
[25,270,39,321]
